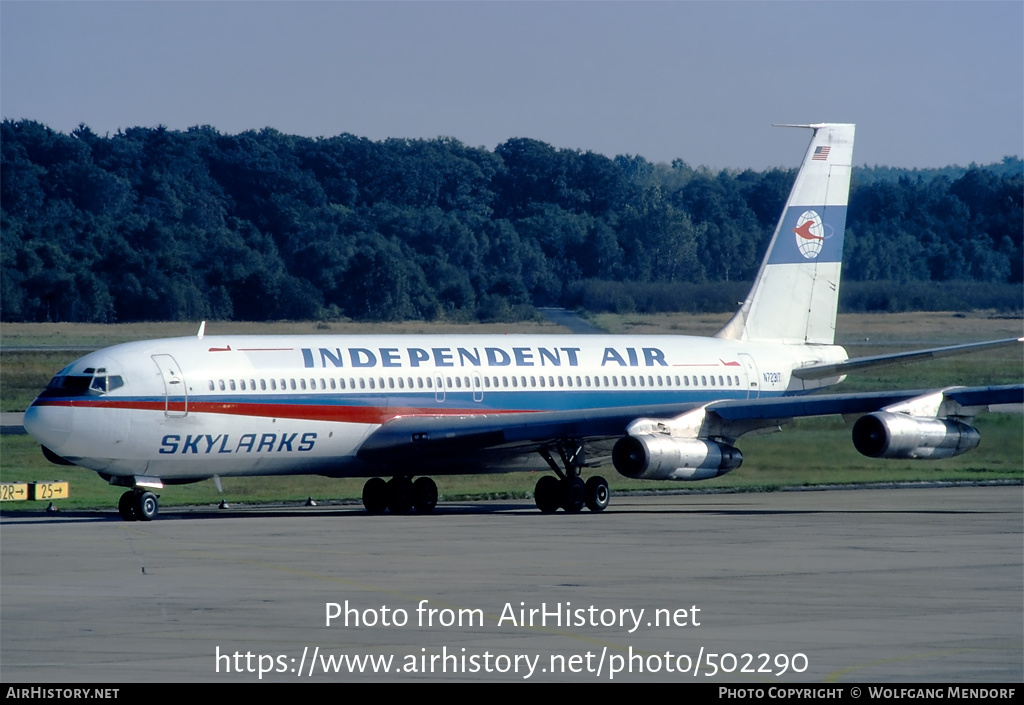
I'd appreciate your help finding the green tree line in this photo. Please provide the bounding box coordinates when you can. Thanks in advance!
[2,120,1020,323]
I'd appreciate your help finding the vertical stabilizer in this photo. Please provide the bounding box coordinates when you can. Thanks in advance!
[716,123,855,344]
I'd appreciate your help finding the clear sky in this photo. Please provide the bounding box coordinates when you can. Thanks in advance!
[2,1,1021,170]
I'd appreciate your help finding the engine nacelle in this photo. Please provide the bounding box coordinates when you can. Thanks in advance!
[612,435,743,481]
[851,412,981,459]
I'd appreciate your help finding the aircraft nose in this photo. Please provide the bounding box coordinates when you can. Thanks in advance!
[23,403,73,453]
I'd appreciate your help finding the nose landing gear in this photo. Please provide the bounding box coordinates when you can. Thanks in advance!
[117,490,159,522]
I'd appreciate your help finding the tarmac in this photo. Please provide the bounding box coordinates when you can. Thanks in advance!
[1,485,1021,682]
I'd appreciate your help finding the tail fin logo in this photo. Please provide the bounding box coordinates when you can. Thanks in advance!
[793,210,826,259]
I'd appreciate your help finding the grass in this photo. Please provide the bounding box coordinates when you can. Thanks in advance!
[1,312,1020,512]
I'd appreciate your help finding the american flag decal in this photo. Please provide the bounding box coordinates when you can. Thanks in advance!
[812,146,830,161]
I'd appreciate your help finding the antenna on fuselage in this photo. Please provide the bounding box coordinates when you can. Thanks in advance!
[197,321,206,340]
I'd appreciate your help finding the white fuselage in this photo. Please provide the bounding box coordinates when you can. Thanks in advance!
[24,333,848,481]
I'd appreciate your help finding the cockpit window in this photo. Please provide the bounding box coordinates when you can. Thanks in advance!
[41,372,124,398]
[89,375,124,393]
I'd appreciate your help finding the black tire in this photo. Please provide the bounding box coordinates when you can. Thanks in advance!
[118,491,137,521]
[562,477,586,513]
[135,492,159,521]
[387,477,414,515]
[535,475,561,513]
[585,476,610,512]
[413,477,438,514]
[362,477,388,514]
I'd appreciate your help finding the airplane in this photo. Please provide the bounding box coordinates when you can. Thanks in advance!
[23,123,1023,521]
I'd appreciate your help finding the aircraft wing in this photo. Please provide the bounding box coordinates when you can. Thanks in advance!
[356,384,1024,469]
[356,402,705,466]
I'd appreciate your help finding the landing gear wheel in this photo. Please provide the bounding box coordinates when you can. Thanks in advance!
[387,476,414,515]
[135,491,159,521]
[118,491,138,521]
[562,477,586,513]
[362,477,388,514]
[585,476,610,512]
[413,477,438,514]
[535,475,561,514]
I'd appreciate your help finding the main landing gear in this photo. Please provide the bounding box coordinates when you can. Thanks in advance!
[362,476,438,515]
[534,442,610,513]
[117,489,159,522]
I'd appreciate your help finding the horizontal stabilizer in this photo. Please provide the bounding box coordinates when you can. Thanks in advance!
[792,337,1023,380]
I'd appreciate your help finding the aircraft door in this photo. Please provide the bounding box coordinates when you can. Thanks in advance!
[472,372,484,403]
[152,354,188,417]
[738,353,760,400]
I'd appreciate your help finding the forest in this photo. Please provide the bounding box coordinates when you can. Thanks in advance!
[2,119,1021,323]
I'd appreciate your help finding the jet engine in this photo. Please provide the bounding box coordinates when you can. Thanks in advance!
[612,435,743,481]
[851,412,981,459]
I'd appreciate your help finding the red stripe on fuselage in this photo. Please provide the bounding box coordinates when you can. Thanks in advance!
[31,398,536,425]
